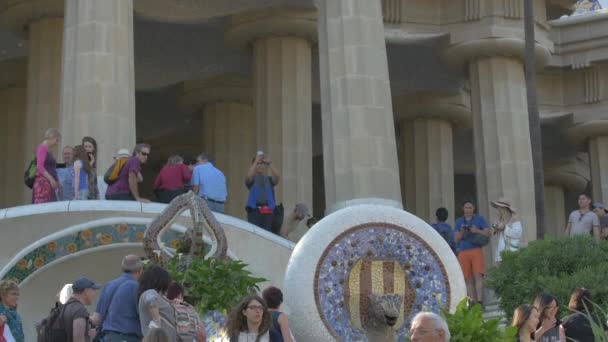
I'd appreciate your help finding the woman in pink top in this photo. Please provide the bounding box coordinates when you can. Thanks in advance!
[153,155,192,203]
[33,128,61,204]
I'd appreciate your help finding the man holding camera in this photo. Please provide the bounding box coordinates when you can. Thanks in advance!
[245,151,281,231]
[454,200,491,305]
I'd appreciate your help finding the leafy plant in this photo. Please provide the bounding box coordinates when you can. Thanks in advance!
[441,298,517,342]
[486,236,608,319]
[168,256,267,315]
[573,300,608,341]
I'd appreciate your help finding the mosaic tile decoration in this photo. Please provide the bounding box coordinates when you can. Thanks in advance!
[314,223,450,341]
[2,223,193,283]
[574,0,604,13]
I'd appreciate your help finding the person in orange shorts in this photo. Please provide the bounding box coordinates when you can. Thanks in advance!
[454,200,491,305]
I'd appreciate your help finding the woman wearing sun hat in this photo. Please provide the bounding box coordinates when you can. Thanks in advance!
[491,198,523,263]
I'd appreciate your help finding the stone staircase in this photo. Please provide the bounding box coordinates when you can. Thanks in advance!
[483,295,508,327]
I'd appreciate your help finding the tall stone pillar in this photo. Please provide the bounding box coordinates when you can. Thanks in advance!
[400,119,454,222]
[317,0,402,212]
[566,121,608,204]
[589,136,608,203]
[60,0,136,171]
[179,76,255,219]
[0,0,65,167]
[468,57,537,247]
[544,160,590,237]
[0,59,28,207]
[394,91,471,223]
[226,8,317,213]
[544,185,565,237]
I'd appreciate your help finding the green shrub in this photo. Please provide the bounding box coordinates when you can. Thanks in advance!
[441,298,517,342]
[486,236,608,319]
[167,256,267,315]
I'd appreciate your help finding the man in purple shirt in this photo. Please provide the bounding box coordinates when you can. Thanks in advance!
[105,144,151,202]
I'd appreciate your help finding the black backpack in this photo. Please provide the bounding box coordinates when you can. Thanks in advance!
[36,301,72,342]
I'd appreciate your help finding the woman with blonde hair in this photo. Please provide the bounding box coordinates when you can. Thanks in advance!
[72,145,92,200]
[227,295,280,342]
[512,304,539,342]
[491,198,523,263]
[32,128,61,203]
[0,279,23,342]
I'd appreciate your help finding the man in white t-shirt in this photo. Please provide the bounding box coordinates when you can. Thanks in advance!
[565,193,600,241]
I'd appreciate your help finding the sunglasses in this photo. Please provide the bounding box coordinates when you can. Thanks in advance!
[140,152,150,156]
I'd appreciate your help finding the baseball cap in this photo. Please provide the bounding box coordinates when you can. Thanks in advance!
[294,203,310,218]
[116,148,130,158]
[71,277,101,291]
[593,202,607,212]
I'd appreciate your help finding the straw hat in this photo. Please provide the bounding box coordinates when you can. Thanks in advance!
[491,197,517,213]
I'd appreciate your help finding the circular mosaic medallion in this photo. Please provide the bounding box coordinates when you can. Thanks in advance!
[284,204,466,342]
[314,224,450,341]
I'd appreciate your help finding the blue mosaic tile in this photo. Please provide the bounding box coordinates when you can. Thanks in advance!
[2,224,193,283]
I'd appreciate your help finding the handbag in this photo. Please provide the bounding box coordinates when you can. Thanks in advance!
[466,231,490,247]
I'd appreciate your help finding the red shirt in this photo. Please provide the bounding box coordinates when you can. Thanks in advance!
[153,163,192,190]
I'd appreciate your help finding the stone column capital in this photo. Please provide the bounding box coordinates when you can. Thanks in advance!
[393,90,471,127]
[544,163,589,193]
[565,120,608,145]
[0,0,64,34]
[178,75,252,113]
[0,58,27,88]
[444,38,551,71]
[225,7,317,49]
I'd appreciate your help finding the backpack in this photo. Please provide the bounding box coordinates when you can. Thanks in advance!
[103,157,128,185]
[36,302,70,342]
[172,301,200,341]
[24,156,37,189]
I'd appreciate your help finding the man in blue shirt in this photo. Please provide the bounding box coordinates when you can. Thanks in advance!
[191,153,227,213]
[454,200,491,305]
[431,207,457,255]
[92,255,144,342]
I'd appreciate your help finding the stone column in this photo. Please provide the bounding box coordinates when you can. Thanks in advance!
[0,59,28,207]
[394,91,471,223]
[565,121,608,204]
[179,76,255,219]
[544,185,566,237]
[60,0,136,171]
[226,8,317,213]
[544,160,590,237]
[468,57,537,246]
[0,0,65,168]
[317,0,402,212]
[400,119,454,222]
[589,136,608,203]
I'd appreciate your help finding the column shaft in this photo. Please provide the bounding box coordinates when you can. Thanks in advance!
[470,56,536,264]
[253,36,313,211]
[401,119,455,223]
[203,102,256,219]
[589,136,608,203]
[24,17,64,162]
[318,0,402,210]
[544,185,566,237]
[60,0,135,171]
[0,87,27,207]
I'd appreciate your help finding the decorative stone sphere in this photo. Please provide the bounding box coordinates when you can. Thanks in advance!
[283,204,466,342]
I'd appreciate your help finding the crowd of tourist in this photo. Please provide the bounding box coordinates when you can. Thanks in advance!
[8,128,608,341]
[428,193,608,309]
[0,255,299,342]
[27,128,313,242]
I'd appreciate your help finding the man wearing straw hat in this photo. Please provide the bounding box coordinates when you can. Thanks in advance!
[490,198,523,264]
